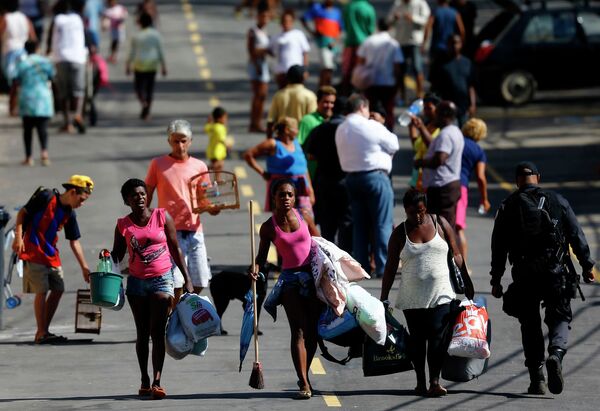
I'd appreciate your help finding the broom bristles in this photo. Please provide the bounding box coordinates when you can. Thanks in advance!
[249,361,264,389]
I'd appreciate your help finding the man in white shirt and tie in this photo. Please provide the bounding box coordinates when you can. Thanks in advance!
[335,94,399,277]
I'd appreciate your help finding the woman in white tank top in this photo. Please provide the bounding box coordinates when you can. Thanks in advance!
[381,189,473,397]
[1,2,36,114]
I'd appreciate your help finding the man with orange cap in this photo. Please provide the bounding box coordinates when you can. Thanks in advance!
[12,175,94,344]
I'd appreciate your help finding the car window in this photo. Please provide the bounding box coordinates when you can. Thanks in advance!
[522,12,576,44]
[578,11,600,42]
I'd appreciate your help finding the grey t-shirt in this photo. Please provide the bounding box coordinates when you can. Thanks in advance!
[423,124,464,188]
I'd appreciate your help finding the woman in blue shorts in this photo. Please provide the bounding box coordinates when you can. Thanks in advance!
[111,178,193,400]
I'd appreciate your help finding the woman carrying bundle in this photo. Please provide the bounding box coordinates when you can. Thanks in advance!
[251,179,319,399]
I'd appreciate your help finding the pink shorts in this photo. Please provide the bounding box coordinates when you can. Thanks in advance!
[455,185,469,230]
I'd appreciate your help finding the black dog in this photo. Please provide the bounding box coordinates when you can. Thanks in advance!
[209,270,268,335]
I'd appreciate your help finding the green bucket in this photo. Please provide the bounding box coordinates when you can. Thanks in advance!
[90,272,124,307]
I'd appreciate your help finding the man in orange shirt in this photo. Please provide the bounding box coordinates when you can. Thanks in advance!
[146,120,217,302]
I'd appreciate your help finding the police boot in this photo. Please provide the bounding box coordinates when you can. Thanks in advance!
[527,365,547,395]
[546,348,566,395]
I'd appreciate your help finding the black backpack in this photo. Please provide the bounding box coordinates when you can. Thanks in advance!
[514,187,562,258]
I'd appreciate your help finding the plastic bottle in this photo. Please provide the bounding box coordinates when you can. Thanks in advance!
[397,99,424,127]
[478,204,486,215]
[96,249,113,272]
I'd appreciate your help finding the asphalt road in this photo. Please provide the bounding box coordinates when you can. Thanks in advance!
[0,1,599,410]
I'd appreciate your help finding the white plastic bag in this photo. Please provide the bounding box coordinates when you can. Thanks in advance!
[166,310,194,360]
[447,300,491,359]
[176,293,221,342]
[345,283,387,346]
[105,284,125,311]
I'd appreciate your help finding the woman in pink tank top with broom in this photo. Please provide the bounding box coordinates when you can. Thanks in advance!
[252,178,319,400]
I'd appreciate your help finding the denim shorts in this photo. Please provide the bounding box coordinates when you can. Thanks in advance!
[126,269,174,297]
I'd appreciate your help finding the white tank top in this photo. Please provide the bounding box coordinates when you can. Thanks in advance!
[394,216,456,310]
[250,24,270,52]
[2,11,29,54]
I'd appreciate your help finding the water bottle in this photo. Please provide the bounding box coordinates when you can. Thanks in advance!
[96,249,113,272]
[397,99,424,127]
[478,204,486,215]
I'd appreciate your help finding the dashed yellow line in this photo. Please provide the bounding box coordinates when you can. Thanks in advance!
[187,22,198,31]
[190,33,201,43]
[184,11,194,20]
[252,201,261,214]
[234,166,248,179]
[209,96,221,107]
[241,185,255,197]
[267,245,277,263]
[193,45,204,55]
[200,68,212,79]
[486,164,514,193]
[310,357,326,375]
[323,394,342,407]
[197,56,208,67]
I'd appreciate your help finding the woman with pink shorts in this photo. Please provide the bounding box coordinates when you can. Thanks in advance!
[456,118,490,261]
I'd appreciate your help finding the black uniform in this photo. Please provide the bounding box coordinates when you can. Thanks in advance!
[490,184,595,368]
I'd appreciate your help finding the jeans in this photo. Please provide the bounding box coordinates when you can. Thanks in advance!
[345,170,394,276]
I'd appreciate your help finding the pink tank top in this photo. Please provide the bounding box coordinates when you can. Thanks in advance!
[272,209,312,270]
[117,208,173,279]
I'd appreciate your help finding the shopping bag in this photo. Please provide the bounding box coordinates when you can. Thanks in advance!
[442,319,492,382]
[362,311,413,377]
[447,300,490,359]
[177,293,221,342]
[166,310,194,360]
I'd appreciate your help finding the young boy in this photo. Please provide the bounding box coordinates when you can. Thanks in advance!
[12,175,94,344]
[204,106,230,176]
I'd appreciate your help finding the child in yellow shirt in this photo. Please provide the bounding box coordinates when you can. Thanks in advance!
[204,107,229,175]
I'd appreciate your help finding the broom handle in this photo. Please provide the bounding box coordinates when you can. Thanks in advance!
[249,201,259,363]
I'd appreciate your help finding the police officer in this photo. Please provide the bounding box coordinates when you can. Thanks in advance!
[490,161,595,396]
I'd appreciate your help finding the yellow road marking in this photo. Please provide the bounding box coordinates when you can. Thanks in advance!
[184,11,194,20]
[594,265,600,281]
[404,75,417,92]
[252,201,261,214]
[322,394,342,407]
[200,68,212,79]
[187,22,198,31]
[205,81,215,91]
[255,223,261,235]
[241,185,254,197]
[197,56,208,67]
[209,96,221,107]
[310,357,326,375]
[486,164,514,193]
[190,33,201,43]
[267,245,277,263]
[234,166,248,179]
[193,45,204,55]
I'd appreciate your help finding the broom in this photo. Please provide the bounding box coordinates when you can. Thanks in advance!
[248,200,264,389]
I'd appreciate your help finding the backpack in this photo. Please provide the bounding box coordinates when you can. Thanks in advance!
[22,186,59,229]
[514,187,563,258]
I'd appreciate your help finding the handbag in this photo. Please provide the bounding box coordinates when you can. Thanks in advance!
[362,310,413,377]
[437,215,470,295]
[351,63,375,91]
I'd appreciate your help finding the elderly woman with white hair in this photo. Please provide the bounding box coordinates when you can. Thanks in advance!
[145,120,218,306]
[456,117,490,261]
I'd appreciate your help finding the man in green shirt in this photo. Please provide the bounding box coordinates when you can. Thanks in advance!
[341,0,376,94]
[298,86,336,179]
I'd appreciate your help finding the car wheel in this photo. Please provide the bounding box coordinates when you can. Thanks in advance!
[500,71,536,105]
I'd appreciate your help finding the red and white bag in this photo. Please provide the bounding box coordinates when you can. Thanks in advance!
[447,301,491,359]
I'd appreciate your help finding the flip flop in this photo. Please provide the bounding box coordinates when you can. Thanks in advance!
[46,333,68,343]
[294,389,312,400]
[151,385,166,400]
[138,386,152,396]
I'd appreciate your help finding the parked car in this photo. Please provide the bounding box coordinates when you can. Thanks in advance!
[475,0,600,104]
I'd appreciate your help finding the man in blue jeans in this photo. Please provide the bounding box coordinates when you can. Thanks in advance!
[335,94,399,277]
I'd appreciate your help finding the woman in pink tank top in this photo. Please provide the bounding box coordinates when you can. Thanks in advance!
[111,179,193,400]
[253,178,320,399]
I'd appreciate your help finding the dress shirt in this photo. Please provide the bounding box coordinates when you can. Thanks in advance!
[335,113,399,174]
